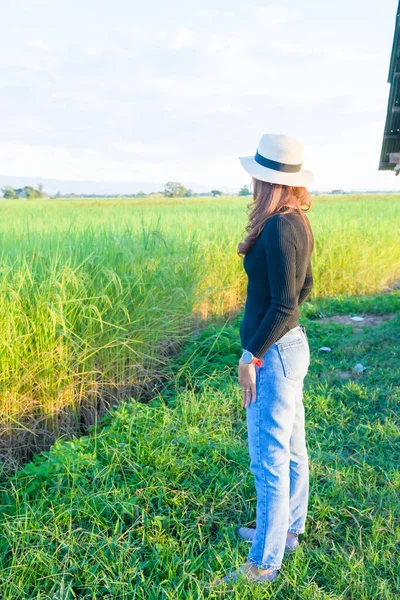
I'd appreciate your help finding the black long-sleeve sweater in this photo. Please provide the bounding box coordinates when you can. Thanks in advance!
[239,209,314,359]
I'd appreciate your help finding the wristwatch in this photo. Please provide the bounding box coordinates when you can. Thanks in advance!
[241,349,263,366]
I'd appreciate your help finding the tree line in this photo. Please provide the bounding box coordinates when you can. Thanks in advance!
[2,184,47,199]
[1,182,253,199]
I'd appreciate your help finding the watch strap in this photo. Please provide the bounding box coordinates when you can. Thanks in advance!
[241,349,263,367]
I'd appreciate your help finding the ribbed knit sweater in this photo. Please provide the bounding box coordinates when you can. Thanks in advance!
[239,209,314,359]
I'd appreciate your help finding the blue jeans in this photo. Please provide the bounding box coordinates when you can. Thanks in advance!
[245,325,310,570]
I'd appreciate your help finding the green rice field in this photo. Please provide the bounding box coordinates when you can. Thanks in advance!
[0,194,399,470]
[0,193,398,598]
[0,289,398,598]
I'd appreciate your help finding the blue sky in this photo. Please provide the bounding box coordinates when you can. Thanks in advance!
[1,0,399,191]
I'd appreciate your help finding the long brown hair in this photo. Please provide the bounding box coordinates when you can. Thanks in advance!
[237,177,314,256]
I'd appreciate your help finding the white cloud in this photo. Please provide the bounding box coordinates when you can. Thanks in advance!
[0,142,241,187]
[25,40,51,50]
[165,28,199,50]
[0,0,394,190]
[198,9,221,17]
[197,9,235,18]
[0,143,155,181]
[267,39,307,55]
[112,142,181,155]
[252,5,303,25]
[13,0,65,7]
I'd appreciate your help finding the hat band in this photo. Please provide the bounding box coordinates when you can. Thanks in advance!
[254,150,302,173]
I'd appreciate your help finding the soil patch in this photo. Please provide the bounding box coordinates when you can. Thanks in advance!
[317,313,396,327]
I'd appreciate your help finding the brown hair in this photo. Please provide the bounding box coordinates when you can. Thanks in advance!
[237,177,314,256]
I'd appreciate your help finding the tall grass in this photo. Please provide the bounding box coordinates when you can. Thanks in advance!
[0,226,214,469]
[0,290,398,598]
[0,194,399,470]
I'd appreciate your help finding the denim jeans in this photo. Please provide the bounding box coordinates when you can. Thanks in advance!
[245,325,310,570]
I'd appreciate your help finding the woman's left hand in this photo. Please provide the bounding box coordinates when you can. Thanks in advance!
[238,359,257,408]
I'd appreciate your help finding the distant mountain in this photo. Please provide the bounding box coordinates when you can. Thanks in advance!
[0,176,238,196]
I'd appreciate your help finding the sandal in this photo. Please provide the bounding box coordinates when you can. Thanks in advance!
[210,562,278,589]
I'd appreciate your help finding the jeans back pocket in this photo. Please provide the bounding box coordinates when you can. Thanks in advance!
[277,335,310,381]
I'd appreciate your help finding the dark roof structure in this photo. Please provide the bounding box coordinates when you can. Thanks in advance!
[379,0,400,171]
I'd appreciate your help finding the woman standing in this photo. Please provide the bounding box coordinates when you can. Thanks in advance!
[212,133,314,587]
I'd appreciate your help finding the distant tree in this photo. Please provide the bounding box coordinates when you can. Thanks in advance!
[211,190,222,197]
[37,183,45,198]
[164,181,187,197]
[238,185,251,196]
[1,186,18,199]
[135,191,146,197]
[23,186,40,199]
[183,188,193,197]
[178,185,188,197]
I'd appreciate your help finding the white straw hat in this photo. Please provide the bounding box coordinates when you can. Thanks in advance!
[239,133,314,187]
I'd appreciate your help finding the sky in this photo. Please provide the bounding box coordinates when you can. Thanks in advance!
[1,0,400,192]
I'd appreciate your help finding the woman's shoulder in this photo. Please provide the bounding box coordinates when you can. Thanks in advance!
[267,210,308,230]
[261,211,300,247]
[262,211,297,233]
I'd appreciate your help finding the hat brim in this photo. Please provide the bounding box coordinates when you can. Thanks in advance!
[239,155,314,187]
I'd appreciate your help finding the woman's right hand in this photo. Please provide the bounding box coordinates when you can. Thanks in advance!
[238,359,257,408]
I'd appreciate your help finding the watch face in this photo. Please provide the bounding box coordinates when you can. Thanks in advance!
[242,350,253,363]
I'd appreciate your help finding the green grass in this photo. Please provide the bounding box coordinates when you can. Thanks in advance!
[0,194,399,469]
[0,290,398,599]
